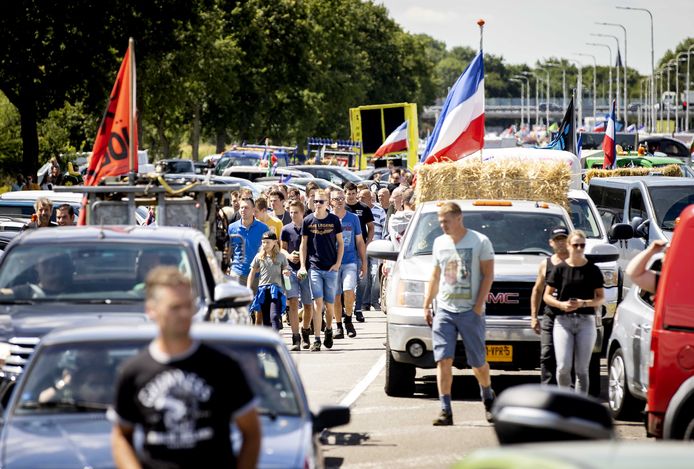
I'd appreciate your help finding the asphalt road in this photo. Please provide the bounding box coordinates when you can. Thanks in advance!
[280,309,648,468]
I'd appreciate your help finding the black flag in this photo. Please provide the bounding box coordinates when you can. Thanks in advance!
[543,97,576,154]
[615,49,623,68]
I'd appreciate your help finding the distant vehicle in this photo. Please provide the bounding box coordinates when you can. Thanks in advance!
[583,154,694,177]
[0,323,349,468]
[292,165,378,192]
[221,166,312,182]
[254,176,341,192]
[639,136,691,162]
[538,102,563,112]
[155,159,196,175]
[0,191,83,221]
[580,132,639,152]
[628,102,642,112]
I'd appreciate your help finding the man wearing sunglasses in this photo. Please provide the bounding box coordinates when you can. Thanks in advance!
[299,189,344,351]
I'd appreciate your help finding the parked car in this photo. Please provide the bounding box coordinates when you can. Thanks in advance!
[538,102,563,112]
[583,155,694,178]
[581,133,639,152]
[0,191,82,221]
[0,226,252,380]
[0,323,349,468]
[291,165,378,192]
[221,166,313,182]
[639,136,691,162]
[155,159,197,175]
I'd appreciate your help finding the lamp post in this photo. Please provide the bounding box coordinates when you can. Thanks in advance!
[567,59,584,126]
[675,53,688,132]
[546,62,566,110]
[686,45,694,131]
[591,33,621,120]
[575,53,598,122]
[522,71,540,127]
[596,22,629,126]
[666,59,675,127]
[510,78,524,128]
[617,6,655,132]
[514,74,531,130]
[587,42,613,107]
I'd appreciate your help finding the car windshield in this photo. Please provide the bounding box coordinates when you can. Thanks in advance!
[405,210,568,257]
[647,185,694,230]
[568,198,602,239]
[167,161,193,173]
[332,167,362,183]
[0,243,196,304]
[215,157,259,174]
[15,341,300,417]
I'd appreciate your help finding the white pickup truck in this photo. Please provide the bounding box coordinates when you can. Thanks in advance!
[368,199,622,396]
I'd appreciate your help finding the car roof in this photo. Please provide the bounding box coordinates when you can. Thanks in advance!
[10,225,204,245]
[0,190,83,203]
[40,323,282,347]
[589,176,694,187]
[417,199,568,215]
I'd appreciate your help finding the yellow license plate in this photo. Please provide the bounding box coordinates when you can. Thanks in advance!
[486,345,513,362]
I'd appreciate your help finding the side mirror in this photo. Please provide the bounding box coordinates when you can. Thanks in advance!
[312,405,350,434]
[366,239,398,261]
[585,243,620,263]
[212,282,253,309]
[607,223,633,243]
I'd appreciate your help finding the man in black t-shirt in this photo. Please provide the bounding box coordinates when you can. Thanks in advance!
[110,267,261,469]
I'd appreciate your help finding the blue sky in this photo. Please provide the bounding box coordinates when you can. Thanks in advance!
[378,0,692,75]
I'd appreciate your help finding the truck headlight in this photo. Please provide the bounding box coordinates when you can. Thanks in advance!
[601,268,619,288]
[395,280,426,308]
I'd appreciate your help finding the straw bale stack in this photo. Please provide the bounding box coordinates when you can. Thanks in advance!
[415,158,571,209]
[584,164,682,183]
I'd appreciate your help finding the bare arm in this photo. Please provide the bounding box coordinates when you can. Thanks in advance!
[365,221,375,244]
[583,287,605,309]
[625,240,666,294]
[530,260,547,333]
[247,265,258,289]
[473,259,494,315]
[423,265,441,326]
[331,233,344,271]
[111,425,141,469]
[235,408,262,469]
[299,235,308,271]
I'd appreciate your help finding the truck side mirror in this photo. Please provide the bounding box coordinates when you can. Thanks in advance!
[608,223,633,243]
[366,239,398,261]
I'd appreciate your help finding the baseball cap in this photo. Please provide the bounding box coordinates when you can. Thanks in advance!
[262,231,277,241]
[549,226,569,239]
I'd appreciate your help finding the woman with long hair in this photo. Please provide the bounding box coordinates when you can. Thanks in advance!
[543,230,604,394]
[248,231,290,330]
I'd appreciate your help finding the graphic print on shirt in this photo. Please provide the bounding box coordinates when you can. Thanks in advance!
[440,248,472,300]
[308,223,335,235]
[137,369,214,449]
[342,223,354,250]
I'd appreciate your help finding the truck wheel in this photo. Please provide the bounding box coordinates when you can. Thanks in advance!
[385,345,415,397]
[608,348,643,419]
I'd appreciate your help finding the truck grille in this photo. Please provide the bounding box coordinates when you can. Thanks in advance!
[2,337,40,376]
[485,281,532,317]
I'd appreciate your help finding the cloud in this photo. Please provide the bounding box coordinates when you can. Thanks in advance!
[403,6,459,25]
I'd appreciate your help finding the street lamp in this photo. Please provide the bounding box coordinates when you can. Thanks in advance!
[567,59,584,127]
[596,22,629,126]
[587,42,613,105]
[617,6,655,132]
[537,68,551,126]
[575,53,598,122]
[546,62,566,110]
[666,59,676,126]
[513,74,531,130]
[687,44,694,131]
[675,54,688,132]
[591,33,621,119]
[522,71,540,127]
[510,78,524,128]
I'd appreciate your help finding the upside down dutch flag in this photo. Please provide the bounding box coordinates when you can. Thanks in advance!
[374,121,408,157]
[421,51,484,164]
[602,100,617,169]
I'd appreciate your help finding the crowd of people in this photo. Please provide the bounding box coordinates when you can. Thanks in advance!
[221,168,416,352]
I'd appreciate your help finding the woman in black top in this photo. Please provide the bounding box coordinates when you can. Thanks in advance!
[543,230,605,394]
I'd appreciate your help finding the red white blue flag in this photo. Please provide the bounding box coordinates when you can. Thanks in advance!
[421,51,484,164]
[602,100,617,169]
[374,121,408,157]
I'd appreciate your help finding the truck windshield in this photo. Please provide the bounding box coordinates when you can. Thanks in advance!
[568,198,602,239]
[648,186,694,230]
[405,211,567,257]
[0,243,196,303]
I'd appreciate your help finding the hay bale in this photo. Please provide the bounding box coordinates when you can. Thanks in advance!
[584,164,682,183]
[415,158,572,208]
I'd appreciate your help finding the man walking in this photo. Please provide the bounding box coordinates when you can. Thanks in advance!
[268,190,292,226]
[110,267,261,468]
[530,226,570,385]
[360,188,384,311]
[228,197,269,289]
[330,188,366,339]
[344,182,373,322]
[423,202,496,425]
[299,189,343,351]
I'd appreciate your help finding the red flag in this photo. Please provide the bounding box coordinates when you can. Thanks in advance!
[79,43,137,225]
[602,100,617,169]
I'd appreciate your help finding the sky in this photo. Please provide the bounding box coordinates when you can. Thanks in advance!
[378,0,692,75]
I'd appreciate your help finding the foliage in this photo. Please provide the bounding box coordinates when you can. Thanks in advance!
[38,101,96,164]
[0,91,22,175]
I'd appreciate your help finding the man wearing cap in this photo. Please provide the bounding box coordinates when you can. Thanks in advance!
[530,225,570,386]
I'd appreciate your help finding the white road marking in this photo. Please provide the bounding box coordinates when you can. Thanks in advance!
[339,354,385,408]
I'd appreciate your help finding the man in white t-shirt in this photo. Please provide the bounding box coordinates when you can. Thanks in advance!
[422,202,496,426]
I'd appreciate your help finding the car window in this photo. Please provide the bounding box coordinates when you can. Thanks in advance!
[0,243,196,303]
[404,211,567,257]
[568,198,602,239]
[647,185,694,230]
[589,185,625,223]
[628,188,647,222]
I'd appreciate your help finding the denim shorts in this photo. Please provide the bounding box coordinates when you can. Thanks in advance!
[432,308,486,368]
[336,262,358,294]
[309,269,338,303]
[286,270,312,305]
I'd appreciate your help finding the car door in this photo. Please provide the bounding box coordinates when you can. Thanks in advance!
[632,288,655,394]
[620,187,648,282]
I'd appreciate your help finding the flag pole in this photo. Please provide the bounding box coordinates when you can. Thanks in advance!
[571,89,577,156]
[477,19,485,163]
[128,37,136,185]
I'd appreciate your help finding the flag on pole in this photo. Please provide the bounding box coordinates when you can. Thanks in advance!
[577,132,583,160]
[421,51,485,164]
[615,49,622,68]
[603,100,617,169]
[543,97,575,154]
[374,121,408,157]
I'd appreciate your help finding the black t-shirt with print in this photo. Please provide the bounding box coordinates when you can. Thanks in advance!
[546,260,604,316]
[346,201,374,242]
[302,212,342,270]
[111,343,255,469]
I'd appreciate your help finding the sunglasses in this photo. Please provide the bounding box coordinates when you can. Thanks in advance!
[571,243,586,249]
[331,197,345,202]
[314,200,326,204]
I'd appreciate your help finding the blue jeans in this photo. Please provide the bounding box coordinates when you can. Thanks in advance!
[309,269,338,303]
[286,270,312,305]
[355,257,365,311]
[362,257,381,309]
[336,263,358,294]
[553,313,597,394]
[432,308,486,368]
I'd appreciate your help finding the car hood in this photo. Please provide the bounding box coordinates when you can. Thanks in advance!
[397,254,543,281]
[2,414,310,469]
[0,303,148,340]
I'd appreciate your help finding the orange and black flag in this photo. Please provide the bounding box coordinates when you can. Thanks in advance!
[79,41,137,225]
